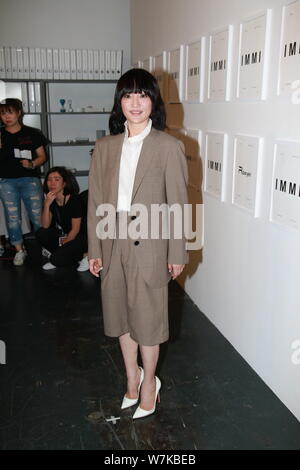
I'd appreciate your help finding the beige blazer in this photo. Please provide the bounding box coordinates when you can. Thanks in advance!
[88,127,189,288]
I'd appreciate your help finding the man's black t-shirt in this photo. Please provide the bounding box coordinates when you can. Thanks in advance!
[0,125,49,178]
[50,194,83,235]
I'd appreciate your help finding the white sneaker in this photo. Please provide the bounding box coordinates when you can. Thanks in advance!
[0,246,5,256]
[13,250,27,266]
[42,262,56,270]
[77,255,89,272]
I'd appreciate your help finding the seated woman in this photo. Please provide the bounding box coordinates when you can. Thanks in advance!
[36,166,88,270]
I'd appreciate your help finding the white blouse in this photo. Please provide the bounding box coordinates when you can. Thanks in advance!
[117,118,152,212]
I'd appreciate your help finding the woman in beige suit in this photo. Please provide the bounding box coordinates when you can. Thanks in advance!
[88,69,188,419]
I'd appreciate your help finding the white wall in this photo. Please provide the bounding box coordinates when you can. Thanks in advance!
[131,0,300,421]
[0,0,131,71]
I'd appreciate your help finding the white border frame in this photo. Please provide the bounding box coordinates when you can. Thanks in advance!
[237,9,272,101]
[277,0,300,97]
[152,51,167,100]
[142,56,153,72]
[153,51,167,72]
[184,128,203,192]
[184,128,204,251]
[207,25,233,102]
[167,45,185,103]
[185,37,206,103]
[270,139,300,233]
[204,131,228,201]
[184,128,203,153]
[232,134,264,217]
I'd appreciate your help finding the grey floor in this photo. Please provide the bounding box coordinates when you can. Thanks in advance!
[0,251,300,450]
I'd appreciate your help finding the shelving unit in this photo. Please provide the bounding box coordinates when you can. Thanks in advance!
[47,112,110,115]
[51,142,96,147]
[1,79,117,190]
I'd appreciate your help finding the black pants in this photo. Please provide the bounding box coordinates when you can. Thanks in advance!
[36,227,87,268]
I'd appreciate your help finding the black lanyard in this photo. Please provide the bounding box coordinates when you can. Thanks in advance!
[54,195,66,234]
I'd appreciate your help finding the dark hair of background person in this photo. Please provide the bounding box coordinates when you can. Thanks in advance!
[109,68,166,135]
[43,166,80,196]
[0,98,24,124]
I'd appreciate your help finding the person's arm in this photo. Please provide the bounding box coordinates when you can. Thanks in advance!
[61,217,81,244]
[42,191,55,228]
[165,139,189,279]
[88,142,104,277]
[21,145,47,169]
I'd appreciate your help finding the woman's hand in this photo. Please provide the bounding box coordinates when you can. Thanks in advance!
[20,159,33,169]
[44,191,56,206]
[89,258,103,277]
[168,264,185,280]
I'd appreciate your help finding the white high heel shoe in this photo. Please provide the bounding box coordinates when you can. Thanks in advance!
[121,366,144,410]
[132,376,161,420]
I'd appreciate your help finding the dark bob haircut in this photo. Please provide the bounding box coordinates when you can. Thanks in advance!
[0,98,24,124]
[43,166,79,196]
[109,68,166,135]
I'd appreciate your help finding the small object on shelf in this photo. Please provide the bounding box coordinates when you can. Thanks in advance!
[67,99,73,112]
[59,98,66,112]
[103,105,111,112]
[75,137,90,143]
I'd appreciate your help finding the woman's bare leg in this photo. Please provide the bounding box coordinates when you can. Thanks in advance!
[139,344,160,410]
[119,332,141,398]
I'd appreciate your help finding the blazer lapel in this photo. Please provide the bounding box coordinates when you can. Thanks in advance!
[106,134,124,208]
[131,128,158,203]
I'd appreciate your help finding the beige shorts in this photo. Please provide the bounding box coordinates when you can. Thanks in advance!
[100,232,169,346]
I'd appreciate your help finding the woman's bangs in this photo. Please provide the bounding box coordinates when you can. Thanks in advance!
[0,104,14,114]
[119,76,154,99]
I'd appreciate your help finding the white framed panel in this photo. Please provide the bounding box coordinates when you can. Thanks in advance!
[185,38,206,103]
[153,51,167,100]
[237,10,272,100]
[142,57,153,72]
[278,0,300,97]
[184,128,203,190]
[208,26,233,101]
[232,135,264,217]
[204,132,228,200]
[270,140,300,232]
[167,45,185,103]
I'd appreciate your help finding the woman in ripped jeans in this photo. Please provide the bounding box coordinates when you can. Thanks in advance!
[0,98,48,266]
